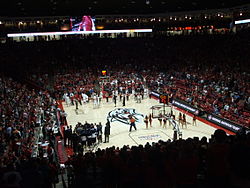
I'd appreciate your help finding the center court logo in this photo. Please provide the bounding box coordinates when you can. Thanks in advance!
[107,108,144,125]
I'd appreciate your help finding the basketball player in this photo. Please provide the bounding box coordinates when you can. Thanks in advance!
[122,94,126,106]
[93,94,98,108]
[119,93,122,102]
[141,91,144,100]
[82,93,89,104]
[76,93,82,106]
[70,92,74,105]
[74,98,78,110]
[113,94,117,107]
[138,94,142,103]
[144,88,149,98]
[64,93,71,107]
[97,94,101,107]
[126,93,129,101]
[134,93,138,102]
[105,92,109,103]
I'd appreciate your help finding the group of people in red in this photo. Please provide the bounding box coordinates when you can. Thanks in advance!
[0,29,249,188]
[20,34,249,128]
[0,76,61,188]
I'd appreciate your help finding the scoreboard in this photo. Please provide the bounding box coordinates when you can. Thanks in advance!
[159,94,168,104]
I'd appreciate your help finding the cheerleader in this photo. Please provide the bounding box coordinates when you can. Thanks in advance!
[149,113,153,127]
[163,117,167,128]
[183,114,187,128]
[193,115,197,126]
[178,112,183,128]
[144,115,149,129]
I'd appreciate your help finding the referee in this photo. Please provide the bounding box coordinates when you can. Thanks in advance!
[129,115,137,132]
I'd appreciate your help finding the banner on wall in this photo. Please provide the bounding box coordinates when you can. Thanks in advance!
[150,91,160,98]
[206,114,242,133]
[172,99,200,115]
[150,93,245,133]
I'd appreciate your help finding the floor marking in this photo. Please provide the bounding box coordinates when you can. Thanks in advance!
[128,132,139,145]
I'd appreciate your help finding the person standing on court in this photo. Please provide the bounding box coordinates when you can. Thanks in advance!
[75,98,78,110]
[178,112,183,128]
[183,114,187,128]
[163,118,167,128]
[149,113,153,127]
[122,94,126,106]
[193,115,197,126]
[129,115,137,132]
[144,115,149,129]
[105,92,109,103]
[64,125,72,147]
[104,120,110,143]
[97,122,103,143]
[113,94,117,107]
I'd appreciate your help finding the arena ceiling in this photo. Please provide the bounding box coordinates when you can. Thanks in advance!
[0,0,248,16]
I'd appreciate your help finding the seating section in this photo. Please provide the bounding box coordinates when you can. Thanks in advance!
[16,35,249,128]
[65,130,250,188]
[0,77,61,187]
[0,32,250,188]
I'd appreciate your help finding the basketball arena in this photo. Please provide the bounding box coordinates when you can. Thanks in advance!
[0,1,250,188]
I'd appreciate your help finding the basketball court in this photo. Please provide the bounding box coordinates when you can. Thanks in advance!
[63,97,217,150]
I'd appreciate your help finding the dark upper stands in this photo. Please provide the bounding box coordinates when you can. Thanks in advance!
[0,0,248,16]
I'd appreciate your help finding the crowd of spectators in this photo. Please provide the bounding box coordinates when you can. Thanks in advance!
[65,129,250,188]
[146,67,250,127]
[0,31,250,187]
[9,33,247,128]
[0,76,61,188]
[29,66,249,127]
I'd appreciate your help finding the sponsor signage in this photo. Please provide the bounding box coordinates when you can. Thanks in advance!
[207,114,242,133]
[151,91,160,98]
[172,99,199,115]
